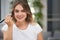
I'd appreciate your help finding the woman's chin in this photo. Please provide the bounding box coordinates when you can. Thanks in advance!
[17,19,25,22]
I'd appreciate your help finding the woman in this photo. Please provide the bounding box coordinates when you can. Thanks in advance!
[1,0,43,40]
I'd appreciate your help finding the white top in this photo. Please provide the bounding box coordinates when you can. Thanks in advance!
[1,23,42,40]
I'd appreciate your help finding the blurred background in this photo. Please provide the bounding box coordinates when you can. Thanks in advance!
[0,0,60,40]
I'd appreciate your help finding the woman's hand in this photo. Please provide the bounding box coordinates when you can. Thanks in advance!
[4,15,14,27]
[3,15,14,40]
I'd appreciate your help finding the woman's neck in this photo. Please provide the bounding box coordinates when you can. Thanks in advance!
[16,21,28,28]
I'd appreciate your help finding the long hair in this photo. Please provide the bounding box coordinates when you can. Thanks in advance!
[10,0,33,23]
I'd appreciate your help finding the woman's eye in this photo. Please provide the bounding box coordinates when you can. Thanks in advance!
[15,10,19,13]
[21,10,25,12]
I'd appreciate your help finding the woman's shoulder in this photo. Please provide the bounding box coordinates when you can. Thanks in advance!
[1,24,8,31]
[30,22,41,27]
[29,22,42,33]
[3,24,8,27]
[1,23,15,31]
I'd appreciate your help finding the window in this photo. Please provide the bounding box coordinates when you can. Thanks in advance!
[47,0,60,31]
[47,0,53,31]
[0,0,1,20]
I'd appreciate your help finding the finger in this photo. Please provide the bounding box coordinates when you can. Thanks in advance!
[4,19,9,23]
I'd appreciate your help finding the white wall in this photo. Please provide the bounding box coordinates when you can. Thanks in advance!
[41,0,47,32]
[1,0,12,20]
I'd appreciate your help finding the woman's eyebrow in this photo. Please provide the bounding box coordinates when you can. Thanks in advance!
[14,9,25,12]
[14,9,20,10]
[15,9,23,11]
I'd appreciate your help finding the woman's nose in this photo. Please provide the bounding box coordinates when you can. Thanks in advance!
[18,12,22,15]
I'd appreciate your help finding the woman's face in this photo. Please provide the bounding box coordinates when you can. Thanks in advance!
[14,4,27,22]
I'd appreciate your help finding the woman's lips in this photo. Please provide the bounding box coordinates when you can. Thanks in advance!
[17,16,24,19]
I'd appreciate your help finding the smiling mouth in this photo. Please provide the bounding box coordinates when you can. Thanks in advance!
[17,16,24,19]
